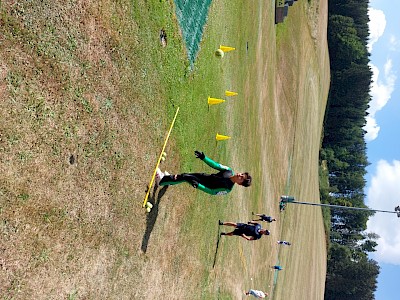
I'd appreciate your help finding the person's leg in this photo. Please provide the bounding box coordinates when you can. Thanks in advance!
[160,173,207,186]
[221,231,235,236]
[159,174,184,186]
[220,221,237,227]
[220,223,243,236]
[249,289,257,296]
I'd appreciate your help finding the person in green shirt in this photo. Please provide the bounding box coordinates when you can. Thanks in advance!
[156,150,252,195]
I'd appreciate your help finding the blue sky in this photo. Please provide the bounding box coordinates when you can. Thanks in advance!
[364,1,400,299]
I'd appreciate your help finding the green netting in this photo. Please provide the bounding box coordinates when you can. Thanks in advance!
[174,0,213,65]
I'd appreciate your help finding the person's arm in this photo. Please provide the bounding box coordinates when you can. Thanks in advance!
[195,183,230,195]
[189,178,230,195]
[241,234,253,241]
[194,151,232,172]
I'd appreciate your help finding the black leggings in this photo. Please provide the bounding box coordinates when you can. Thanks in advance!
[159,173,209,186]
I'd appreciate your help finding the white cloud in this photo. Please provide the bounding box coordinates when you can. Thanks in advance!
[367,160,400,265]
[364,115,380,141]
[364,61,396,142]
[368,8,386,52]
[384,59,393,78]
[389,34,400,51]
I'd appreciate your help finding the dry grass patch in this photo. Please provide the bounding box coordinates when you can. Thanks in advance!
[1,0,330,299]
[0,1,176,298]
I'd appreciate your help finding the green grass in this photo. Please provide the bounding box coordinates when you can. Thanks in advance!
[0,0,330,299]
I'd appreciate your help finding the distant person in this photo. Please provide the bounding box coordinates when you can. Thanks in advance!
[219,221,270,241]
[279,201,286,212]
[156,150,252,195]
[245,289,268,298]
[272,265,283,271]
[277,240,291,246]
[252,212,276,223]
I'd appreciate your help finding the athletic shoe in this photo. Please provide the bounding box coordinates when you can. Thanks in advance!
[155,168,164,184]
[164,171,170,176]
[218,220,223,225]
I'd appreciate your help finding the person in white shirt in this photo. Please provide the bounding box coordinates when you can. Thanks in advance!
[245,289,268,298]
[277,240,291,246]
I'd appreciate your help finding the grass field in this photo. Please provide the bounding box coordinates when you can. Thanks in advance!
[0,0,330,299]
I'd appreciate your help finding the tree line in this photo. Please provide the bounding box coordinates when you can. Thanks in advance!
[321,0,380,299]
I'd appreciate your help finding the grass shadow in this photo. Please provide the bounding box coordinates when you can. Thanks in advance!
[141,185,169,253]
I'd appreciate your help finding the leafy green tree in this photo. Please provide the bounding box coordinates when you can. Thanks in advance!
[325,244,379,300]
[328,15,366,69]
[321,0,379,296]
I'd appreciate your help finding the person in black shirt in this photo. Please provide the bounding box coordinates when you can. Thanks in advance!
[277,240,291,246]
[219,221,270,241]
[252,213,276,223]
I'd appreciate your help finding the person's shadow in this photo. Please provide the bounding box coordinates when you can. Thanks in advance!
[212,225,222,268]
[141,185,168,253]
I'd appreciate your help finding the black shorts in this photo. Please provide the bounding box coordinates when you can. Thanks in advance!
[232,223,246,236]
[261,215,272,222]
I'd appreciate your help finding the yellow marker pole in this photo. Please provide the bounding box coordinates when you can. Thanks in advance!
[142,107,180,208]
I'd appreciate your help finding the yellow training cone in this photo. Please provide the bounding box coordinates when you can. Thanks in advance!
[216,133,231,141]
[219,45,236,52]
[225,90,238,97]
[208,97,225,105]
